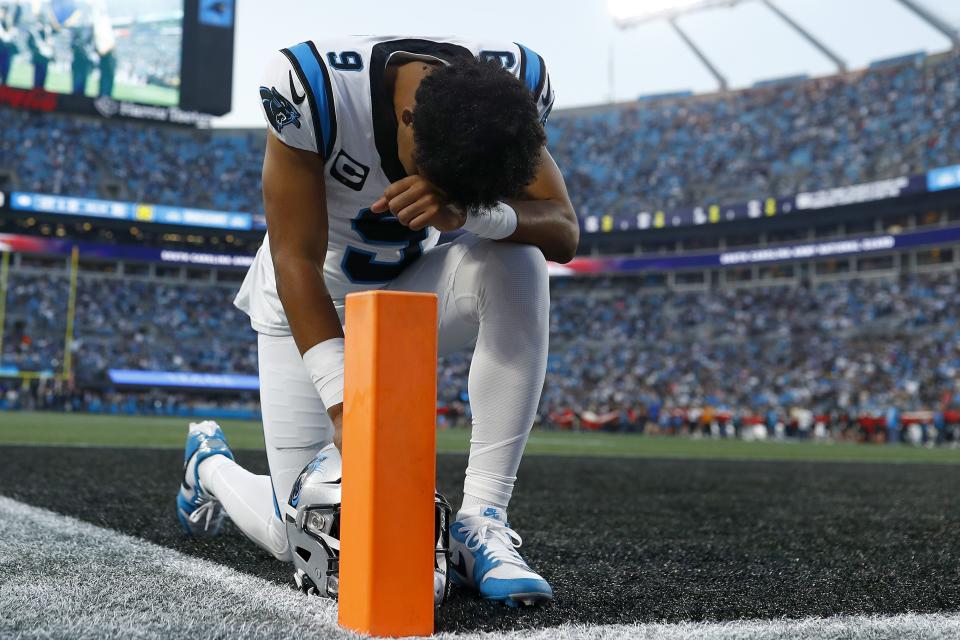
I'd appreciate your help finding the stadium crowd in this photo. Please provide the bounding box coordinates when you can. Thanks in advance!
[539,273,960,437]
[0,112,263,212]
[2,51,959,219]
[550,50,960,220]
[4,269,960,441]
[4,49,960,441]
[1,273,255,378]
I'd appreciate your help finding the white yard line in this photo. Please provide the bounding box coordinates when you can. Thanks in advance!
[0,495,345,640]
[1,496,958,640]
[487,615,960,639]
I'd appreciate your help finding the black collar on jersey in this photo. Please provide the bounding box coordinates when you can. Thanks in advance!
[369,39,473,184]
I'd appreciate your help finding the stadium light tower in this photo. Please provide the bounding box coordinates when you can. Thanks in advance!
[667,17,729,91]
[895,0,960,48]
[760,0,847,72]
[608,0,742,92]
[608,0,740,27]
[608,0,848,94]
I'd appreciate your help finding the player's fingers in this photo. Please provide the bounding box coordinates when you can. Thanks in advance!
[397,196,434,226]
[370,196,389,213]
[389,187,429,217]
[381,176,420,202]
[407,208,439,231]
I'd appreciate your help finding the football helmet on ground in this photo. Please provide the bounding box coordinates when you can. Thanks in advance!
[284,445,452,607]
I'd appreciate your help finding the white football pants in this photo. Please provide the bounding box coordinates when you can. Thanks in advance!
[200,235,550,560]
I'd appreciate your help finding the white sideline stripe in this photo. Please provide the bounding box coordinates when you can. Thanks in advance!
[0,496,344,640]
[1,496,959,640]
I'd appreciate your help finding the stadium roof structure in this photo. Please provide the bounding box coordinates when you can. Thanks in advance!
[608,0,960,91]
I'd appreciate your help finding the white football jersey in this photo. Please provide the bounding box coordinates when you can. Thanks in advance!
[234,35,555,335]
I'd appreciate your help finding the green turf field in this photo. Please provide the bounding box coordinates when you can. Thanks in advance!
[7,62,179,106]
[2,411,960,463]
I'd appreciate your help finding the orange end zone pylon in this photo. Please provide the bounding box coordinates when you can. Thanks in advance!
[339,291,439,637]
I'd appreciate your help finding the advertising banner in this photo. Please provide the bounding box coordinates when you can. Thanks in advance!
[9,192,253,230]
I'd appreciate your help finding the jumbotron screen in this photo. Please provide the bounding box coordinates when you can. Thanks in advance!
[0,0,233,120]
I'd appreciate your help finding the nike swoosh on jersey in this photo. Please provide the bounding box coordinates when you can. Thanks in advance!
[289,70,306,105]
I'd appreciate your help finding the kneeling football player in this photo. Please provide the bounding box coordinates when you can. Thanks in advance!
[175,35,578,608]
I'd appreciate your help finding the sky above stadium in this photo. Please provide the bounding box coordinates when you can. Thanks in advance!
[214,0,958,127]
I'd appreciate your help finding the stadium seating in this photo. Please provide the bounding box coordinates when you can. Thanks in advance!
[4,51,960,435]
[2,51,958,219]
[542,272,960,428]
[549,50,960,220]
[4,268,960,433]
[0,113,264,211]
[1,273,254,380]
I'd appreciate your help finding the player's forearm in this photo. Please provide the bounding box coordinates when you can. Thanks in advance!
[274,255,346,435]
[273,255,344,355]
[505,198,580,264]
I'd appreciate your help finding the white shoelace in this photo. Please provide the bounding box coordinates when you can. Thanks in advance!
[188,498,219,528]
[459,516,527,568]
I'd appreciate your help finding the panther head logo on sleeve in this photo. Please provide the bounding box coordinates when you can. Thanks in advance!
[260,85,302,133]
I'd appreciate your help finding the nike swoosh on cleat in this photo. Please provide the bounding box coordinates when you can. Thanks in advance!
[289,70,306,105]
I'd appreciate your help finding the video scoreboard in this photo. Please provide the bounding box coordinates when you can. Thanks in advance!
[0,0,234,124]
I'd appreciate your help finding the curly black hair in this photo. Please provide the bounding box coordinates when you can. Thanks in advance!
[412,57,546,210]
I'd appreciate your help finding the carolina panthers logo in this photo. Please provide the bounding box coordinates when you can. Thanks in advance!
[260,85,301,133]
[288,455,326,507]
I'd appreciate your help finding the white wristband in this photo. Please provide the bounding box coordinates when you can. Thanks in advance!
[461,202,518,240]
[302,338,344,409]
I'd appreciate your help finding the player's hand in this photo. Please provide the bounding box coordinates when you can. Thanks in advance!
[370,176,466,232]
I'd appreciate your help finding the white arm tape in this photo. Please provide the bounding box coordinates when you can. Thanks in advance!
[461,202,518,240]
[302,338,345,409]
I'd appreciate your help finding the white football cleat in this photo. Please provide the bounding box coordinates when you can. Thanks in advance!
[449,506,553,607]
[176,420,234,537]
